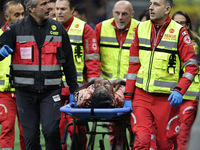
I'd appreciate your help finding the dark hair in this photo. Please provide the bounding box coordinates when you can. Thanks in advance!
[138,9,150,21]
[79,92,114,108]
[68,0,76,10]
[76,78,126,108]
[165,0,173,7]
[172,10,200,64]
[74,3,86,15]
[172,11,200,43]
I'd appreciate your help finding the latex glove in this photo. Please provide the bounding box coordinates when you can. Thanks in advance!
[0,45,13,57]
[69,93,75,103]
[65,102,77,115]
[168,91,183,106]
[117,100,133,116]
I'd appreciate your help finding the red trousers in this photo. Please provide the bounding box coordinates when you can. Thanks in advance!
[131,87,179,150]
[177,100,198,150]
[0,92,25,150]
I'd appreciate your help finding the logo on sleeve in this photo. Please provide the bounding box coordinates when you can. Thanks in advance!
[184,36,191,44]
[182,31,187,36]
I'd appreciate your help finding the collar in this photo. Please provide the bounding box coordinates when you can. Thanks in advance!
[111,19,131,32]
[1,22,9,31]
[62,15,74,29]
[29,14,48,27]
[151,16,171,29]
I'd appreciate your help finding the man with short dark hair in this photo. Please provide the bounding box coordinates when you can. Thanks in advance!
[124,0,199,149]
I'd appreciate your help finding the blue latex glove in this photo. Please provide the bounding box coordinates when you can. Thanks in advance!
[168,91,183,106]
[69,93,75,103]
[65,102,78,115]
[0,45,13,57]
[117,100,133,116]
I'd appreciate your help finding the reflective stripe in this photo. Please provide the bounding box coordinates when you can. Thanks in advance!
[77,72,83,77]
[63,81,83,87]
[182,72,194,82]
[154,80,177,88]
[13,64,61,71]
[45,35,61,42]
[159,40,177,49]
[0,104,8,113]
[100,36,118,43]
[17,35,34,42]
[139,38,177,49]
[101,71,112,78]
[2,148,14,150]
[184,59,198,68]
[85,54,100,60]
[166,115,179,130]
[69,35,82,41]
[139,38,150,45]
[41,65,61,71]
[183,106,194,115]
[129,56,139,63]
[126,73,137,80]
[124,74,127,79]
[124,38,133,44]
[44,78,61,85]
[17,35,61,42]
[136,76,143,84]
[14,77,34,85]
[0,80,5,85]
[150,148,155,150]
[131,113,136,124]
[184,91,199,97]
[151,134,156,141]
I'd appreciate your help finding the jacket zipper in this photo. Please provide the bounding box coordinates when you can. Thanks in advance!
[145,24,165,92]
[117,33,123,78]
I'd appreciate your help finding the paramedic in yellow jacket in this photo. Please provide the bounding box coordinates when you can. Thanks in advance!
[55,0,100,149]
[124,0,199,149]
[172,10,200,150]
[0,1,25,150]
[95,1,139,149]
[95,1,139,80]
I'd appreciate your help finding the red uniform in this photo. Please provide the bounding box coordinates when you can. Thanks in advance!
[95,20,135,147]
[0,22,25,150]
[125,16,199,149]
[59,16,100,150]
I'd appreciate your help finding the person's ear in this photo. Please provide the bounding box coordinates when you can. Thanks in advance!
[4,14,9,21]
[165,6,171,15]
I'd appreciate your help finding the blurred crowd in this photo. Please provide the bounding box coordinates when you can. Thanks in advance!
[1,0,200,36]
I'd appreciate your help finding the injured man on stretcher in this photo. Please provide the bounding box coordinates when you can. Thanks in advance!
[71,78,126,108]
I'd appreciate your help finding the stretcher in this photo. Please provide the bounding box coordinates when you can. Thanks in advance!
[60,105,132,150]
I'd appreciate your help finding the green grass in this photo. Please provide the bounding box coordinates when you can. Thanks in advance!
[0,117,129,149]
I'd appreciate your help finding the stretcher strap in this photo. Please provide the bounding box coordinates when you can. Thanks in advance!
[91,108,95,116]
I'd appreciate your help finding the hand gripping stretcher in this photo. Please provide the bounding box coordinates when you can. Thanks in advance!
[60,106,132,150]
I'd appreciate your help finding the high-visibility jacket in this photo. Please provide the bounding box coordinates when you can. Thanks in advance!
[99,18,139,79]
[0,28,15,92]
[66,17,85,83]
[136,20,183,94]
[10,17,66,92]
[183,40,200,100]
